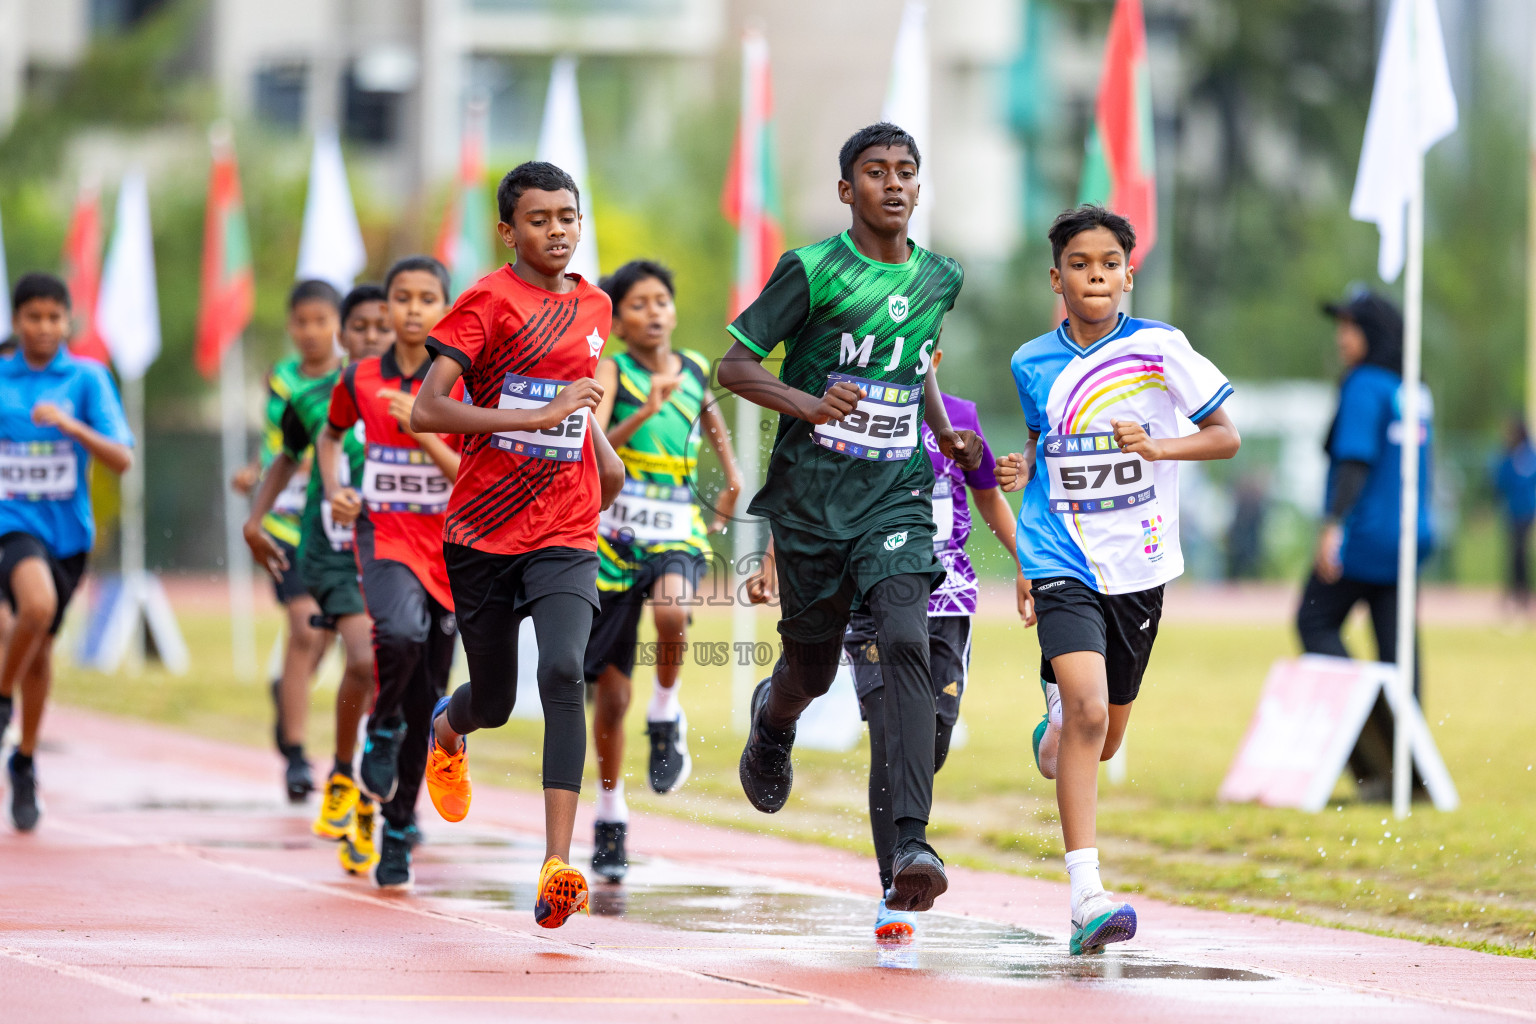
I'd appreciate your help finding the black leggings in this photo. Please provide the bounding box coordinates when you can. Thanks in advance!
[861,687,953,892]
[358,559,456,831]
[445,591,592,794]
[762,573,935,824]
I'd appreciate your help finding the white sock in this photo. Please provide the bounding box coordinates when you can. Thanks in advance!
[1065,847,1104,911]
[595,781,628,824]
[1045,681,1062,726]
[647,684,681,723]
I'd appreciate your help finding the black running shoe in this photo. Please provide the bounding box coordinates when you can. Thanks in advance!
[376,826,413,890]
[646,710,691,795]
[359,719,405,803]
[884,839,948,913]
[0,698,13,745]
[738,678,793,813]
[284,749,313,803]
[591,820,628,883]
[8,753,39,832]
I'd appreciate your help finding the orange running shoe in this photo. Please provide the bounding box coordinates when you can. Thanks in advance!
[534,856,590,929]
[424,697,471,822]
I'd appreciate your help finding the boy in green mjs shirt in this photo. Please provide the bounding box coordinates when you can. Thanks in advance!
[582,260,743,883]
[717,122,983,915]
[231,281,342,803]
[244,282,393,874]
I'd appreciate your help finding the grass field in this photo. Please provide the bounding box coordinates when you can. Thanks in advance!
[50,599,1535,957]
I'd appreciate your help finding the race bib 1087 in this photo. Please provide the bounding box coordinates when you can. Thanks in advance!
[492,373,588,462]
[812,373,922,462]
[0,440,78,501]
[361,444,451,514]
[1041,427,1155,514]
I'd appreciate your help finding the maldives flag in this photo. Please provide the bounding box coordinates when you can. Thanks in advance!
[434,102,493,300]
[1079,0,1156,261]
[721,30,784,319]
[194,130,254,380]
[62,187,110,364]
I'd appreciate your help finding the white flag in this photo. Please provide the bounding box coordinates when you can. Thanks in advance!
[536,56,599,282]
[1350,0,1457,283]
[296,132,367,293]
[0,200,10,327]
[96,170,161,381]
[882,0,931,248]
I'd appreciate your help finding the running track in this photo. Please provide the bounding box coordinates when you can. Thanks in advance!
[3,709,1533,1023]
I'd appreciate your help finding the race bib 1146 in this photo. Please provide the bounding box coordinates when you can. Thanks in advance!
[492,373,588,462]
[0,440,78,501]
[1041,427,1155,514]
[812,373,921,462]
[599,478,695,545]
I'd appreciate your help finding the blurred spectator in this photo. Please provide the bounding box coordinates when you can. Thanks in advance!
[1225,473,1268,579]
[1492,416,1536,613]
[1296,289,1433,800]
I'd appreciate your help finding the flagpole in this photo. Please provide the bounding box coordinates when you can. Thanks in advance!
[730,31,766,735]
[1393,18,1426,822]
[121,373,146,674]
[220,337,256,681]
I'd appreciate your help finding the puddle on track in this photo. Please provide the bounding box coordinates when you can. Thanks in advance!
[420,865,1273,985]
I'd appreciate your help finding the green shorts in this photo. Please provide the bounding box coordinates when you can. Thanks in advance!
[299,543,365,621]
[769,514,944,643]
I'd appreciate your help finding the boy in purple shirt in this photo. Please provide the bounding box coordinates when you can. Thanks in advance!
[750,366,1033,942]
[844,386,1032,941]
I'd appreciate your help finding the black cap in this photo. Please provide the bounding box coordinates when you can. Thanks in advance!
[1322,286,1404,372]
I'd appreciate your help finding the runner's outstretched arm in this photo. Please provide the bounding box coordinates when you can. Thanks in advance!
[715,341,861,424]
[316,426,360,526]
[31,402,132,475]
[241,451,300,578]
[412,354,601,436]
[699,395,743,530]
[591,426,625,509]
[920,365,981,472]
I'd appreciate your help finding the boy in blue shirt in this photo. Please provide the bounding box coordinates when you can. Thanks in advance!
[0,273,134,831]
[997,206,1239,954]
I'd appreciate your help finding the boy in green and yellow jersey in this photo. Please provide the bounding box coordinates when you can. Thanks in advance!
[583,261,743,882]
[230,280,345,802]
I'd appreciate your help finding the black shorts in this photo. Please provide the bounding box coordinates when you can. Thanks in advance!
[0,532,87,635]
[770,516,944,644]
[1033,576,1164,706]
[445,542,600,662]
[844,611,971,725]
[270,536,309,605]
[583,550,705,683]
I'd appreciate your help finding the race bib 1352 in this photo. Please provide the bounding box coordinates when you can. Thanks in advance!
[492,373,587,462]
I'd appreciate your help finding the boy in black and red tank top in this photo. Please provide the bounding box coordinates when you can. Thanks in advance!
[319,256,464,890]
[415,162,624,929]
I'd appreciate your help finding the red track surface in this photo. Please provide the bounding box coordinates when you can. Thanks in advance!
[2,708,1533,1023]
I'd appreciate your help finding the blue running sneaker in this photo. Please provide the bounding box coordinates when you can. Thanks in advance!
[874,899,916,944]
[1070,891,1137,955]
[359,718,406,803]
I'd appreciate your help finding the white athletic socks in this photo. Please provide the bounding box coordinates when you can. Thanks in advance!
[647,684,681,724]
[595,781,629,824]
[1045,681,1062,727]
[1065,847,1104,913]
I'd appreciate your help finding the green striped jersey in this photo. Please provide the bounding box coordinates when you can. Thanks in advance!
[727,231,963,537]
[278,366,365,573]
[597,348,712,590]
[260,355,331,546]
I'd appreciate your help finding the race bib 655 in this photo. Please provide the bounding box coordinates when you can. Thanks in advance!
[361,444,450,513]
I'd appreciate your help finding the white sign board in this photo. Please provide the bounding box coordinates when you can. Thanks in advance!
[1219,655,1457,812]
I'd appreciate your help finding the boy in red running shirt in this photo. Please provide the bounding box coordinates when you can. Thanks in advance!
[413,162,624,929]
[319,256,463,890]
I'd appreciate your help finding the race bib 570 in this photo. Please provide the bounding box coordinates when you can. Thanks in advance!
[812,373,921,462]
[492,373,588,462]
[1041,427,1155,514]
[0,440,78,501]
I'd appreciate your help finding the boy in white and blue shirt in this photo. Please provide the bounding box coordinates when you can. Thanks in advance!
[997,206,1239,954]
[0,273,134,832]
